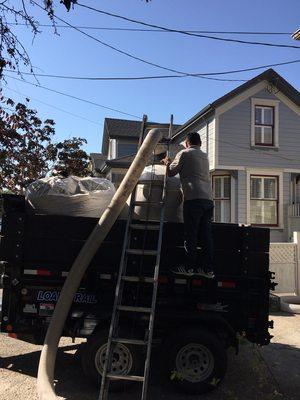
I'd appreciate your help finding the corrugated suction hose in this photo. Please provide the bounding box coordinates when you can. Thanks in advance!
[37,129,163,399]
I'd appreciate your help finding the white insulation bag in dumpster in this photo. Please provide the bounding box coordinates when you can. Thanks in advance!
[120,165,183,222]
[26,176,115,218]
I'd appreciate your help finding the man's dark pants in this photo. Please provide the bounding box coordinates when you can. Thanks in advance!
[183,198,214,271]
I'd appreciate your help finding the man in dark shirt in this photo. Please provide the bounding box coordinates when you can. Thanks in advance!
[162,132,214,278]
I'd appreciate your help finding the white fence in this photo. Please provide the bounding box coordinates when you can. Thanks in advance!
[270,242,298,294]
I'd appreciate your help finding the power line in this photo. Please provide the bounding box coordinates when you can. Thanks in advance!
[77,2,300,50]
[29,1,247,82]
[6,22,292,35]
[4,75,142,119]
[3,87,298,165]
[3,86,103,126]
[4,58,300,81]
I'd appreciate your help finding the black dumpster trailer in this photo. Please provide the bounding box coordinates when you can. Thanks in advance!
[0,194,275,394]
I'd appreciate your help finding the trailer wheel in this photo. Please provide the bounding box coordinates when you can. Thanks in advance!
[166,328,227,394]
[81,329,143,391]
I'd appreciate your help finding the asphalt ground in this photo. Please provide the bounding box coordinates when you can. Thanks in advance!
[1,312,297,400]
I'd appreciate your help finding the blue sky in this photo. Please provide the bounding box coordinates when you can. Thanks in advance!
[2,0,300,154]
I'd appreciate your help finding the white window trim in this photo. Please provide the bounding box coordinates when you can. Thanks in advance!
[246,169,283,229]
[212,174,232,223]
[251,98,279,148]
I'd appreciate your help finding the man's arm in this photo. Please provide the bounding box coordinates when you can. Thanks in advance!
[162,151,184,177]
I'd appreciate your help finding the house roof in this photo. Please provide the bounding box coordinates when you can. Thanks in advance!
[102,117,180,156]
[104,154,135,169]
[105,117,180,138]
[172,68,300,140]
[105,118,143,139]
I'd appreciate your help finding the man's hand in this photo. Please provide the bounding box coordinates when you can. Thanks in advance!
[161,156,171,166]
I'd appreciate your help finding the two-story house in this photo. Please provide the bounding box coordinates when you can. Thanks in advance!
[99,117,179,187]
[171,68,300,242]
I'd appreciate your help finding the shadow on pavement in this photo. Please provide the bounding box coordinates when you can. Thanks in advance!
[1,340,295,400]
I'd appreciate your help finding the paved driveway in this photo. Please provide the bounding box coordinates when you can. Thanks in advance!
[0,313,298,400]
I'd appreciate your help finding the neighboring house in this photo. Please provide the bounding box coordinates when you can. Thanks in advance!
[99,118,179,187]
[171,68,300,242]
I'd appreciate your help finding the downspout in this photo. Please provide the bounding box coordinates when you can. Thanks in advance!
[37,128,163,400]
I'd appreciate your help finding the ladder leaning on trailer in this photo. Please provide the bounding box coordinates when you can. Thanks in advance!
[99,115,173,400]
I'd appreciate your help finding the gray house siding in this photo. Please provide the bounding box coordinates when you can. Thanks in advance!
[198,123,207,153]
[218,89,300,169]
[194,117,215,170]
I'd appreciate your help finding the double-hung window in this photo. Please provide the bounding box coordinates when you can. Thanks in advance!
[250,175,278,226]
[117,142,138,157]
[251,98,279,148]
[213,176,231,223]
[254,106,274,146]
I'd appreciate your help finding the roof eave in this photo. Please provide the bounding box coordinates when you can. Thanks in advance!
[171,105,214,142]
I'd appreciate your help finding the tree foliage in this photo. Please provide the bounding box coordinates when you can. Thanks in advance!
[0,1,77,79]
[0,95,90,194]
[0,0,149,79]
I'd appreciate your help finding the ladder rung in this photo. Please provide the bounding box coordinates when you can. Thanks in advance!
[130,224,160,231]
[126,249,158,256]
[112,338,147,345]
[137,180,164,186]
[117,305,152,313]
[133,201,163,206]
[122,276,155,283]
[106,373,144,382]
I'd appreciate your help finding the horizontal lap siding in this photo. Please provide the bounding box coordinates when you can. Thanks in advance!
[197,123,207,153]
[218,89,300,169]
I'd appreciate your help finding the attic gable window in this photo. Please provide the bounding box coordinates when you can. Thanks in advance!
[254,106,274,145]
[251,98,279,148]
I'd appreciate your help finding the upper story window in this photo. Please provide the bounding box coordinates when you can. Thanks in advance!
[254,106,274,146]
[117,142,138,158]
[251,98,279,148]
[212,175,231,223]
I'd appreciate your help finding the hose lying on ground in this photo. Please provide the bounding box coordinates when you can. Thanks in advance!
[37,129,163,400]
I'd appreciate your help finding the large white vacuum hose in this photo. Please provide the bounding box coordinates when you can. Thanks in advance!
[37,129,163,399]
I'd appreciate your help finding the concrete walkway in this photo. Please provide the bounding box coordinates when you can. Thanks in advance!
[259,312,300,400]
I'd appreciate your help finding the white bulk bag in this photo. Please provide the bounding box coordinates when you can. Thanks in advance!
[26,176,115,218]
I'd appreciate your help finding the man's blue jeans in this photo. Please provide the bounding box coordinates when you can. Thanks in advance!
[183,199,214,271]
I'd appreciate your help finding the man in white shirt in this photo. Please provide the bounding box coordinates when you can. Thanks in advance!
[162,132,214,278]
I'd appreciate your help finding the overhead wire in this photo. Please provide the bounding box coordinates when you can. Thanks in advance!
[3,78,298,164]
[29,1,249,82]
[3,58,300,81]
[1,69,242,81]
[4,74,142,119]
[3,86,103,126]
[77,3,300,50]
[6,23,292,35]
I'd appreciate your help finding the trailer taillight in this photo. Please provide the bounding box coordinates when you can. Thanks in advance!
[218,281,236,289]
[158,275,168,284]
[37,269,51,276]
[192,279,202,287]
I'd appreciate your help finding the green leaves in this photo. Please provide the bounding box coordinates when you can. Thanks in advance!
[0,93,89,194]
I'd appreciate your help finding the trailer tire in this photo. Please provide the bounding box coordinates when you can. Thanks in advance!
[81,329,144,391]
[165,328,227,394]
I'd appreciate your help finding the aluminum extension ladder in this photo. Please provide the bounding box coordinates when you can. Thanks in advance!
[99,115,173,400]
